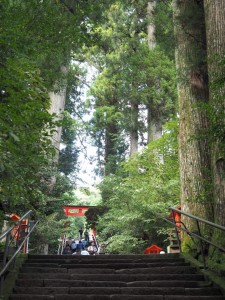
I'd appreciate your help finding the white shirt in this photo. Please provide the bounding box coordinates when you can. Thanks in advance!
[88,245,97,253]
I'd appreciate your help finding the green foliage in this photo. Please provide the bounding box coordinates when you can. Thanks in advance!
[58,111,79,178]
[96,119,180,253]
[66,216,86,240]
[0,60,57,212]
[0,0,105,214]
[74,187,102,206]
[50,174,74,199]
[0,0,71,214]
[85,206,108,230]
[154,0,175,60]
[30,212,66,254]
[58,64,89,177]
[85,1,177,175]
[59,145,79,177]
[51,186,103,239]
[0,0,179,255]
[87,0,178,240]
[118,45,177,123]
[198,55,225,154]
[103,235,145,254]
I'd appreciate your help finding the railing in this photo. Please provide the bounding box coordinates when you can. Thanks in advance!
[92,234,99,252]
[164,207,225,268]
[0,210,39,297]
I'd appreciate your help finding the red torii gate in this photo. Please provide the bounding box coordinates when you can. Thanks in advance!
[63,205,96,238]
[63,205,93,217]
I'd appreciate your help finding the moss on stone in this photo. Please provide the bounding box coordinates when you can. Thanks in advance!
[2,254,28,300]
[182,252,225,295]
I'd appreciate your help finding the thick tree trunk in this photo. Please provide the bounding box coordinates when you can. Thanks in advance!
[104,116,119,176]
[48,65,67,190]
[173,0,213,233]
[147,1,156,49]
[146,1,163,143]
[204,0,225,226]
[147,108,162,142]
[49,65,67,155]
[49,89,66,153]
[130,101,139,155]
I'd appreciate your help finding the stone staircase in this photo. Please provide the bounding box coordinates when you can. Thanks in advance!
[9,253,225,300]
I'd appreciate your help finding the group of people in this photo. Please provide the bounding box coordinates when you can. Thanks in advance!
[62,228,98,255]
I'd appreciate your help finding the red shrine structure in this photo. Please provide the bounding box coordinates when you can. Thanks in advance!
[63,205,97,238]
[63,205,93,217]
[144,244,163,254]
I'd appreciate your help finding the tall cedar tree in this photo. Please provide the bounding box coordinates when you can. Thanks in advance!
[173,0,214,234]
[204,1,225,228]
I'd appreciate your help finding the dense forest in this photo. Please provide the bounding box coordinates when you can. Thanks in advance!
[1,0,225,264]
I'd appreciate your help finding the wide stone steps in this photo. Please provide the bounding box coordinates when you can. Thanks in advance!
[18,272,206,281]
[15,279,211,288]
[9,254,225,300]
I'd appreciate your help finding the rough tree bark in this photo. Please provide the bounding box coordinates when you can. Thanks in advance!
[204,0,225,227]
[146,0,163,143]
[48,65,67,191]
[147,1,156,49]
[130,101,139,155]
[147,107,162,142]
[173,0,213,233]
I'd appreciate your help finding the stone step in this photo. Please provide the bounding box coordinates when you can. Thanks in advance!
[12,286,222,296]
[19,273,71,280]
[70,273,205,281]
[114,266,197,274]
[15,279,212,288]
[18,272,205,281]
[21,265,197,274]
[28,254,181,259]
[25,257,185,263]
[165,297,225,300]
[9,254,225,300]
[23,262,190,269]
[10,296,54,300]
[21,267,116,274]
[9,295,225,300]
